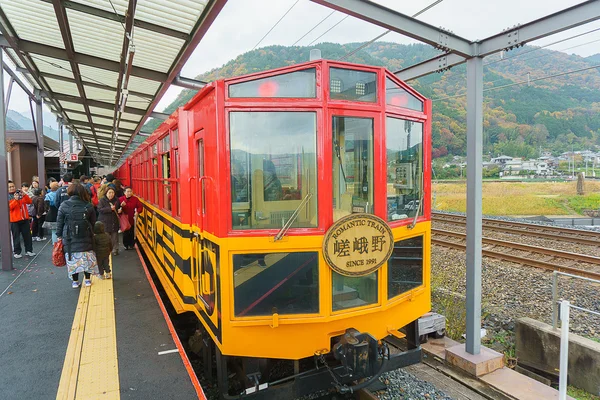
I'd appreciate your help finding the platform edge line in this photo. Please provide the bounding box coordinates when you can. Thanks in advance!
[135,243,207,400]
[56,283,91,400]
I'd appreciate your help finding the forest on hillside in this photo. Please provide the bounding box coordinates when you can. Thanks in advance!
[145,42,600,161]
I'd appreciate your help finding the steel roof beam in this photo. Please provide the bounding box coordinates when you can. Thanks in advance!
[40,0,190,40]
[51,92,146,115]
[0,9,77,135]
[395,0,600,81]
[120,0,228,158]
[62,107,141,124]
[33,71,155,99]
[69,121,134,134]
[14,37,168,82]
[109,0,137,163]
[396,53,466,81]
[2,61,36,100]
[477,0,600,57]
[310,0,473,57]
[53,0,100,148]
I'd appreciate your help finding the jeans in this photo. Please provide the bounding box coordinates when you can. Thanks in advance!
[11,219,33,254]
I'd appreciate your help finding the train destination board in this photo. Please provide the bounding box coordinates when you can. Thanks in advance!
[323,213,394,277]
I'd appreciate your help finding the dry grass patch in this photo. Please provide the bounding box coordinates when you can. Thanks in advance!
[433,181,600,215]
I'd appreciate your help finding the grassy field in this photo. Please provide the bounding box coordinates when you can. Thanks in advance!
[433,180,600,216]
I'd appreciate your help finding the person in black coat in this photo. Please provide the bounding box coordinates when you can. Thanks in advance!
[56,183,98,288]
[97,187,122,256]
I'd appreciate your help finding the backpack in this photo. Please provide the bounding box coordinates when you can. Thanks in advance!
[26,202,36,218]
[67,202,92,239]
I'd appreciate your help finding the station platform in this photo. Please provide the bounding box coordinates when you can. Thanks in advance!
[0,237,202,399]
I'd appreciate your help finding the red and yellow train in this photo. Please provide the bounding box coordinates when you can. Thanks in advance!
[115,59,431,398]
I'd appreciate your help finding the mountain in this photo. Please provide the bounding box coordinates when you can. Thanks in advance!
[586,53,600,63]
[143,42,600,159]
[6,110,60,141]
[7,115,21,130]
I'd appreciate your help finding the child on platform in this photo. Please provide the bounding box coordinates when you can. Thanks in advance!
[93,221,113,279]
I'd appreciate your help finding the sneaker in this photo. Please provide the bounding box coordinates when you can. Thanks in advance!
[84,280,92,287]
[32,237,39,242]
[14,253,22,259]
[105,273,112,280]
[38,237,46,241]
[25,251,36,257]
[72,281,81,289]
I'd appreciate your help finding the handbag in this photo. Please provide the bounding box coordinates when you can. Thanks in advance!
[116,210,131,232]
[52,240,66,267]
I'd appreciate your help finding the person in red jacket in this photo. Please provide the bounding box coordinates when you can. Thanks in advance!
[8,180,35,258]
[119,187,143,250]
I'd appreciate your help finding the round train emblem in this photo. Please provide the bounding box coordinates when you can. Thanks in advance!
[323,213,394,277]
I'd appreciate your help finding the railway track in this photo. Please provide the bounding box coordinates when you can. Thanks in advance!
[432,212,600,247]
[432,228,600,281]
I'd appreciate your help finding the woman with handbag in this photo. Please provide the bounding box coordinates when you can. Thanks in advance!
[119,187,143,250]
[56,184,98,288]
[97,187,122,256]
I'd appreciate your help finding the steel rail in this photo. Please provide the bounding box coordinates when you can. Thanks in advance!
[432,236,600,281]
[432,228,600,265]
[432,212,600,247]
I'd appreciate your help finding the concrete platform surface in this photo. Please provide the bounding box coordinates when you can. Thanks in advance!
[481,368,575,400]
[0,237,198,399]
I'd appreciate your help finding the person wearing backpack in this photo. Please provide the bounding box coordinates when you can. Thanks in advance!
[43,181,60,244]
[97,187,122,256]
[55,172,73,211]
[31,188,46,241]
[56,183,98,288]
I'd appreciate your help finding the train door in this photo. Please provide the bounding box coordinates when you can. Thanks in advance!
[192,130,217,317]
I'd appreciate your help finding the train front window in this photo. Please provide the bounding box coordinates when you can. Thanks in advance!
[233,252,319,317]
[230,112,318,230]
[332,117,374,222]
[386,118,423,221]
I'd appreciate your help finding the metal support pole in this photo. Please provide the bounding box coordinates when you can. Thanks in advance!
[465,55,484,355]
[59,119,66,177]
[5,77,13,115]
[35,95,45,190]
[552,272,558,329]
[0,50,14,271]
[558,300,570,400]
[69,130,73,154]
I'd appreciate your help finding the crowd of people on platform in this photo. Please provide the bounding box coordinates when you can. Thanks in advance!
[8,173,143,288]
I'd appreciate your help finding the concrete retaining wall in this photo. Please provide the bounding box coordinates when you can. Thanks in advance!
[516,317,600,395]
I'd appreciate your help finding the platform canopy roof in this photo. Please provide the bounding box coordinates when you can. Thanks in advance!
[0,0,226,166]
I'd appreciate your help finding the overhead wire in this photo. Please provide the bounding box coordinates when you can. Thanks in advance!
[252,0,302,50]
[338,0,445,61]
[292,10,336,46]
[307,15,350,46]
[432,63,600,101]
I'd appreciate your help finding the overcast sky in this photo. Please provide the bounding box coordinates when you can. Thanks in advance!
[4,0,600,129]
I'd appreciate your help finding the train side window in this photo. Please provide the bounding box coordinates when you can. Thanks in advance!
[385,78,423,112]
[172,128,180,216]
[161,135,171,212]
[229,111,318,230]
[388,236,424,299]
[386,118,423,222]
[151,145,159,205]
[228,68,316,98]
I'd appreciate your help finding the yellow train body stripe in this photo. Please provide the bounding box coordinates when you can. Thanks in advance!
[57,257,120,400]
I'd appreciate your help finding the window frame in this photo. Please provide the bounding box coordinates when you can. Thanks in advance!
[225,62,323,104]
[225,107,324,237]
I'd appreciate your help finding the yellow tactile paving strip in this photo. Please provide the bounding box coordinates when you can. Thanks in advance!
[57,257,120,400]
